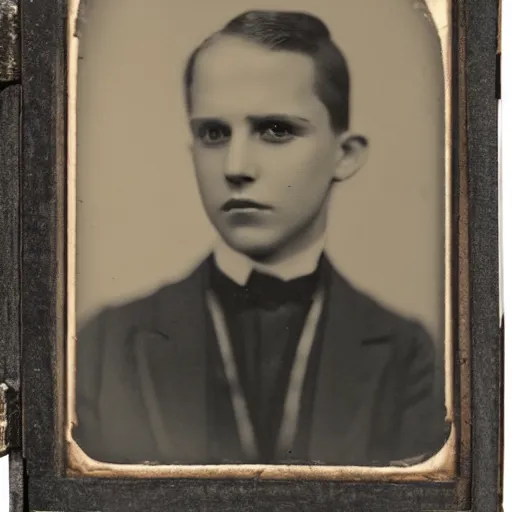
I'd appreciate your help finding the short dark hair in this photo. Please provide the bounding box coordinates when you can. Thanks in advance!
[183,10,350,133]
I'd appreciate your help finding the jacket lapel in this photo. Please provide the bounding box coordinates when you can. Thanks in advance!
[131,261,211,463]
[310,263,396,465]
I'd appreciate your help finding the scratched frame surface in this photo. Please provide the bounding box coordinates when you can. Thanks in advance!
[7,0,500,510]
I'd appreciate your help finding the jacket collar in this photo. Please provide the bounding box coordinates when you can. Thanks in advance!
[308,265,397,464]
[130,262,210,462]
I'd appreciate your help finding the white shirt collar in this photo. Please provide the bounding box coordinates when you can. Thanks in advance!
[213,236,325,286]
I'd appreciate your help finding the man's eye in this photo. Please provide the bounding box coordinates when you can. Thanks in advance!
[198,124,230,145]
[259,122,295,143]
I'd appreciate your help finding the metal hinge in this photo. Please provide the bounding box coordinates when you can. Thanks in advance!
[0,383,10,455]
[0,382,19,457]
[0,0,20,83]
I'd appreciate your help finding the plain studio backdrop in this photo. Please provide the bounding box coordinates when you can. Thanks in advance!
[75,0,445,363]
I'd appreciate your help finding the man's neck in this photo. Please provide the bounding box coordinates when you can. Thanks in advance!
[213,236,325,286]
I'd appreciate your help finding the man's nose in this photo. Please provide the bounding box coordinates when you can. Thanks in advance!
[224,133,256,186]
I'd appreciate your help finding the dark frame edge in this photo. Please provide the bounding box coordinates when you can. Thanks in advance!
[465,0,501,510]
[0,84,21,447]
[0,81,23,512]
[0,2,23,504]
[20,0,68,476]
[452,0,471,508]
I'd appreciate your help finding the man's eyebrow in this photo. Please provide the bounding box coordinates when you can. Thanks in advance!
[248,114,312,125]
[189,115,312,125]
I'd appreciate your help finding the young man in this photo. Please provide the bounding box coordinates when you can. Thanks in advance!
[74,10,447,466]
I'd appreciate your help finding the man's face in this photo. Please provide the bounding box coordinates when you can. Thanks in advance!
[189,36,345,261]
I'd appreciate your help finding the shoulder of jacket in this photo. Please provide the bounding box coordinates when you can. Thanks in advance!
[329,265,433,347]
[77,259,208,341]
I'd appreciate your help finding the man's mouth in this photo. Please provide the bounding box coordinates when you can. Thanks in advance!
[221,199,272,212]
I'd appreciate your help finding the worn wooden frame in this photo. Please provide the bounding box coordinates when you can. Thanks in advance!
[0,0,500,510]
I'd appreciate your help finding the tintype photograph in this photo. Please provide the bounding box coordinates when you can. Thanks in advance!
[68,0,454,477]
[0,0,502,509]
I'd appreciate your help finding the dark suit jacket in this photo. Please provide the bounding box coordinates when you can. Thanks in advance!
[74,257,447,466]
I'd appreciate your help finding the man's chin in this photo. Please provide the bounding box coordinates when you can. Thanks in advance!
[221,235,282,262]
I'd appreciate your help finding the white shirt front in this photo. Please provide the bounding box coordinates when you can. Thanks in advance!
[213,236,325,286]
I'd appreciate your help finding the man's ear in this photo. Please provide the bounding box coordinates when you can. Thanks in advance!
[333,133,369,182]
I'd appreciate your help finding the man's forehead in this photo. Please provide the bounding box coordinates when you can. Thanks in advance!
[190,36,321,117]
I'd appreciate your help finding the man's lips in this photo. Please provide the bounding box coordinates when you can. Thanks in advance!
[221,199,272,212]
